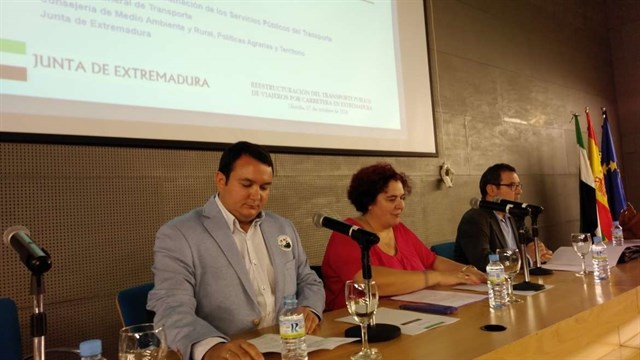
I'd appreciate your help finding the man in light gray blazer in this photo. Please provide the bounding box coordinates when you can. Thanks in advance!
[148,141,324,360]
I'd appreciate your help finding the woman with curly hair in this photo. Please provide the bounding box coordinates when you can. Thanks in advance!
[322,162,486,311]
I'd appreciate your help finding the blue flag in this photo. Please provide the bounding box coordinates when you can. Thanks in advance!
[600,108,627,221]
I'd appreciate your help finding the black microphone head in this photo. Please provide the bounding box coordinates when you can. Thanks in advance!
[312,213,325,228]
[494,197,544,214]
[470,198,481,209]
[3,225,29,246]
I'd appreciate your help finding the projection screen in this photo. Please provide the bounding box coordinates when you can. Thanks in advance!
[0,0,435,155]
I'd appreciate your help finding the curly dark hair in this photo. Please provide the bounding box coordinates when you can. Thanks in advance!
[348,162,412,214]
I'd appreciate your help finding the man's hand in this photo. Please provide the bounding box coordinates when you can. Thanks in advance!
[526,241,553,263]
[203,340,263,360]
[300,306,320,334]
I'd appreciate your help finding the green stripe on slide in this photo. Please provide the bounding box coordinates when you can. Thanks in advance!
[0,39,26,55]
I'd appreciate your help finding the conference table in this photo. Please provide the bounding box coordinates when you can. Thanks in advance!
[232,258,640,359]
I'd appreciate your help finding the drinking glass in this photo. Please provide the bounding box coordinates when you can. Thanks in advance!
[496,248,522,303]
[345,280,382,360]
[571,233,592,276]
[119,323,167,360]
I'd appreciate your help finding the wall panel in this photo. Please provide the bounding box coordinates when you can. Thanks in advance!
[2,0,635,358]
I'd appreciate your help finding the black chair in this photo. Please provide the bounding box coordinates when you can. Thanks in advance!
[116,283,156,327]
[431,241,456,260]
[0,297,22,360]
[0,297,79,360]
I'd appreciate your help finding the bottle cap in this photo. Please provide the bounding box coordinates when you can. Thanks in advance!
[489,254,498,261]
[79,339,102,357]
[284,294,297,307]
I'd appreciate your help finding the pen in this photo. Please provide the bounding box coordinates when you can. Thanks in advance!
[423,321,445,330]
[401,318,422,326]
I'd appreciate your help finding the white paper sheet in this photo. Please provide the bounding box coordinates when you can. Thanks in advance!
[453,283,554,296]
[541,245,627,272]
[248,334,358,353]
[390,289,486,307]
[336,307,458,336]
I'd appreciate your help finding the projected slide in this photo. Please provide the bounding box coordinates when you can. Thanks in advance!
[1,1,435,155]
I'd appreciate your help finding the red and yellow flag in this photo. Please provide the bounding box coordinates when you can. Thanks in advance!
[585,108,613,241]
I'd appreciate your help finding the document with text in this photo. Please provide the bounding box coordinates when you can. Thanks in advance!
[336,307,458,336]
[248,334,357,353]
[454,283,553,296]
[542,246,622,272]
[390,289,486,307]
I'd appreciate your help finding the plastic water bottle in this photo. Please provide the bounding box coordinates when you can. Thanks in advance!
[612,221,624,246]
[79,339,106,360]
[592,236,610,281]
[486,254,507,309]
[279,295,308,360]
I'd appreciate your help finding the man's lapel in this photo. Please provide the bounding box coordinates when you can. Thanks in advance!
[201,197,257,301]
[260,218,286,304]
[489,212,510,249]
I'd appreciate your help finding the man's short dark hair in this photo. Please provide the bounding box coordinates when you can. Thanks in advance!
[218,141,273,183]
[348,162,412,214]
[479,163,517,199]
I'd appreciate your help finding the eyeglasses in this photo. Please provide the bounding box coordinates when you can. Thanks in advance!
[494,183,523,191]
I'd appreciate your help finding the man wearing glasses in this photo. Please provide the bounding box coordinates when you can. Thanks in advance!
[453,163,553,270]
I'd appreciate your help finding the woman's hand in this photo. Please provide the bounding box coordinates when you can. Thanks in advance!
[428,269,484,286]
[463,265,488,282]
[429,257,487,286]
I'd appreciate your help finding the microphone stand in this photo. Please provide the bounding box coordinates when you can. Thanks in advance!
[3,228,52,360]
[345,233,400,342]
[22,246,51,360]
[512,212,545,292]
[361,241,375,327]
[528,212,553,276]
[31,273,47,360]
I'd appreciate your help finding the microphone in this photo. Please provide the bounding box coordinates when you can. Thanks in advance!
[3,226,52,274]
[493,197,544,215]
[470,198,531,217]
[312,213,380,247]
[313,213,400,341]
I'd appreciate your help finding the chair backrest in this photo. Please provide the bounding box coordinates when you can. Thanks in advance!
[0,297,23,360]
[310,265,323,282]
[431,241,456,260]
[116,283,155,327]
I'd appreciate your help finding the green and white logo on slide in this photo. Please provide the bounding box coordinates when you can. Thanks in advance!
[0,39,27,81]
